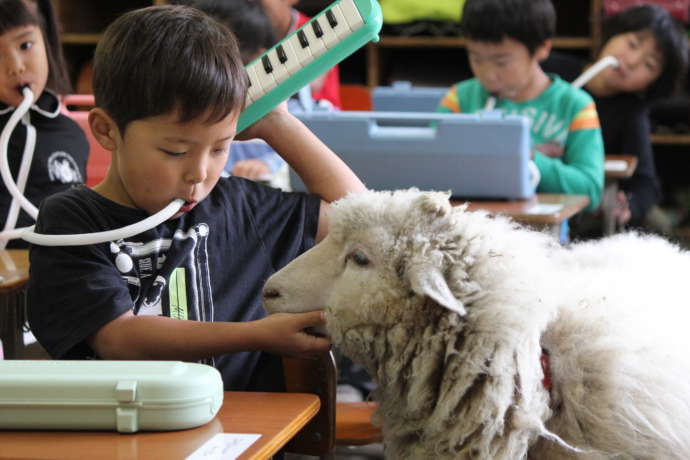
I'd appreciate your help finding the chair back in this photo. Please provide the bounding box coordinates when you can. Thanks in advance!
[339,85,372,111]
[61,95,110,187]
[282,352,337,456]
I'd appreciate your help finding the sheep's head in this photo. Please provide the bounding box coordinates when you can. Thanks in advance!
[263,189,557,372]
[265,189,563,457]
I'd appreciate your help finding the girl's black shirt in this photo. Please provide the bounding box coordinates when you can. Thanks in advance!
[0,91,89,247]
[543,53,659,226]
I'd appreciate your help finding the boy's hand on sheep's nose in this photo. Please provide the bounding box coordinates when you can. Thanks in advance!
[257,310,332,357]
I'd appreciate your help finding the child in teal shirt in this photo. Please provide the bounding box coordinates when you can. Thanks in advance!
[438,0,604,210]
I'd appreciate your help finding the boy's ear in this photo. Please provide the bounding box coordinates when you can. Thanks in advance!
[88,108,120,152]
[535,39,553,62]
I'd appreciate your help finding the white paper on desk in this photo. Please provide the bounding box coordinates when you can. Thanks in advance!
[526,204,564,214]
[605,160,627,171]
[185,433,261,460]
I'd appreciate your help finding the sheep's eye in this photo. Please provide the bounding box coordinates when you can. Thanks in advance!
[348,250,370,267]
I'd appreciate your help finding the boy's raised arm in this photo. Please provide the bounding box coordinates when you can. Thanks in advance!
[242,105,366,241]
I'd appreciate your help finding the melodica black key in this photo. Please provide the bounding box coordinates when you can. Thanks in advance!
[261,55,273,74]
[276,44,288,64]
[312,18,324,38]
[297,29,309,48]
[326,10,338,28]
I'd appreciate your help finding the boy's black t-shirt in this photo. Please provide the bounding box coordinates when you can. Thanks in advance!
[27,178,320,390]
[0,91,89,247]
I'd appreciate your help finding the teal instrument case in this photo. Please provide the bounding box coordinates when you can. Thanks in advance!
[0,360,223,433]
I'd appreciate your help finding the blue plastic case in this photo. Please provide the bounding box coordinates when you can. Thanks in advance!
[291,110,534,200]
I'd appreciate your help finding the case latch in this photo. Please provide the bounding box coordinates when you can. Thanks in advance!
[115,380,137,402]
[115,380,138,432]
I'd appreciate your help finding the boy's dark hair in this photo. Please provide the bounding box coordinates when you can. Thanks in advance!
[0,0,71,95]
[602,4,689,101]
[177,0,276,65]
[93,5,247,133]
[460,0,556,55]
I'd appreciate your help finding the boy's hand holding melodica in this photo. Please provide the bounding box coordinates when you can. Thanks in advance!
[254,310,331,357]
[235,100,291,143]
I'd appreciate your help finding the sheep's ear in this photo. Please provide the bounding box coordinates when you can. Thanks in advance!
[407,264,466,316]
[414,191,452,218]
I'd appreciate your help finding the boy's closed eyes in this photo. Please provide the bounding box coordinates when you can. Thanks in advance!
[465,37,550,102]
[159,135,234,158]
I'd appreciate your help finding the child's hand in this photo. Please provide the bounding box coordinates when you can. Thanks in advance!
[236,101,290,142]
[534,141,564,158]
[256,311,331,357]
[613,191,631,226]
[232,159,271,180]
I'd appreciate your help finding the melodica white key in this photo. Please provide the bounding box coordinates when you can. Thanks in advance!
[338,0,365,30]
[289,29,314,68]
[275,40,302,76]
[238,0,382,133]
[257,54,278,93]
[302,16,327,58]
[245,65,264,105]
[262,43,293,93]
[323,5,351,47]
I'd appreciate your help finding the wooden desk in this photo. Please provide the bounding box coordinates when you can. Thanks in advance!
[604,154,638,180]
[457,193,590,241]
[603,155,638,235]
[0,391,320,460]
[0,249,30,359]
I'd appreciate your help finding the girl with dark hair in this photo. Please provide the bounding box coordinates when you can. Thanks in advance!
[0,0,88,248]
[543,5,689,233]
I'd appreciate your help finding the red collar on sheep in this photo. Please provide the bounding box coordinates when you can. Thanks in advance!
[541,349,552,392]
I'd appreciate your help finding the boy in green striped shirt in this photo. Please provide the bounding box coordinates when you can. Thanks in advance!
[438,0,604,210]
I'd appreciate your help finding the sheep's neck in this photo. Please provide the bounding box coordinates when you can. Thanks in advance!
[343,310,550,459]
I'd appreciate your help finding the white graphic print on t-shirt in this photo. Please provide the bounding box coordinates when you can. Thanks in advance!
[47,151,83,183]
[109,223,213,321]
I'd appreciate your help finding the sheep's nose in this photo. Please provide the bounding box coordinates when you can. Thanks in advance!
[263,287,281,299]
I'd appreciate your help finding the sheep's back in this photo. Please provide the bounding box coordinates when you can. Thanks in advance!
[538,233,690,458]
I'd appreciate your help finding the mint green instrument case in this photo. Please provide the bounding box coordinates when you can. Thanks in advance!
[0,360,224,433]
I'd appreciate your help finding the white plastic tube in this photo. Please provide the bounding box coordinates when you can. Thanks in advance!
[572,55,619,89]
[0,99,36,250]
[528,160,541,189]
[21,198,184,246]
[3,122,36,230]
[0,87,39,220]
[0,87,184,246]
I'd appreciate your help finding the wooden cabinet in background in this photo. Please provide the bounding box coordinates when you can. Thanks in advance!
[52,0,170,89]
[363,0,604,87]
[53,0,168,43]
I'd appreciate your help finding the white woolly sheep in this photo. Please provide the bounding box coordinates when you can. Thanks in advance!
[263,188,690,460]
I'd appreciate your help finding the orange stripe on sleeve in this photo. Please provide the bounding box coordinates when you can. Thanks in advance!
[569,103,600,131]
[440,86,460,113]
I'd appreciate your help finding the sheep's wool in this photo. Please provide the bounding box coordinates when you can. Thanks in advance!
[264,189,690,459]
